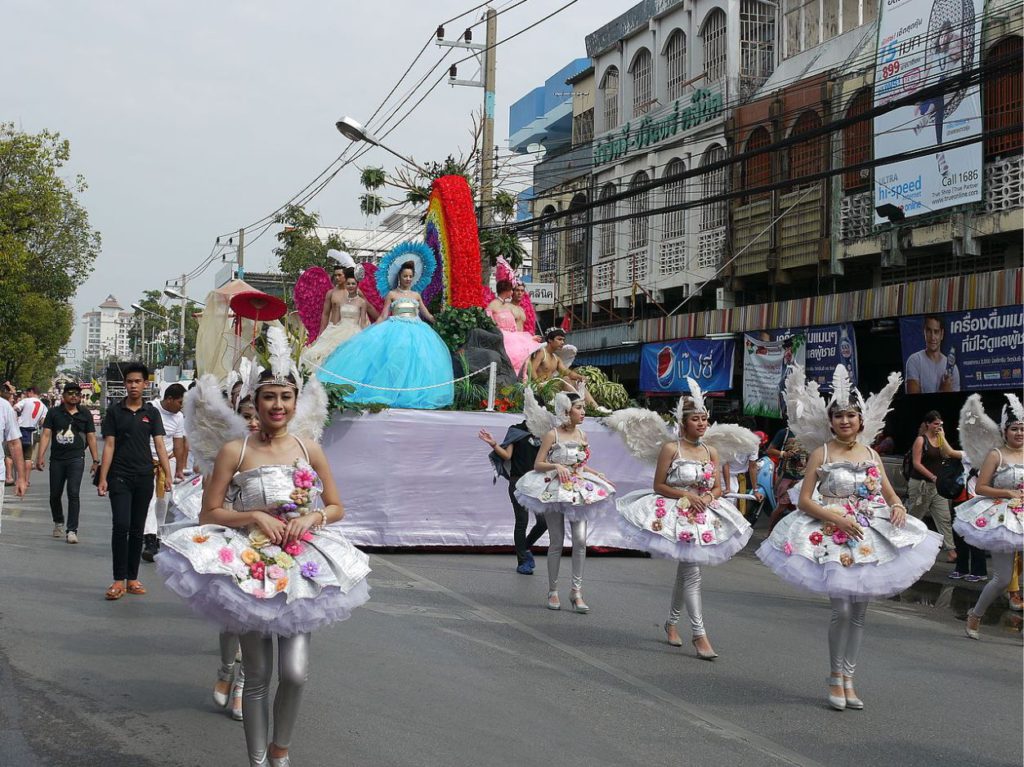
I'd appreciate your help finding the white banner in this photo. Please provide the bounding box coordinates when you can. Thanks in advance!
[525,282,555,306]
[742,334,806,419]
[872,0,983,222]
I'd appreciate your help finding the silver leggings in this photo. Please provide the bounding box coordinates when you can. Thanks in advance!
[829,598,868,677]
[666,563,705,637]
[545,513,587,591]
[238,632,310,761]
[219,632,245,683]
[971,552,1015,618]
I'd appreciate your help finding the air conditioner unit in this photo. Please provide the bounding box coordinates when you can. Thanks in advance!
[715,288,735,309]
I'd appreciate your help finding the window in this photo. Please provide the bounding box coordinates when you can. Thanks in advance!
[631,48,653,117]
[665,30,687,102]
[700,144,727,231]
[566,194,588,269]
[739,0,775,90]
[572,107,594,146]
[601,67,619,129]
[539,205,558,274]
[701,10,728,84]
[984,36,1023,159]
[598,183,617,258]
[742,127,772,200]
[787,111,823,189]
[629,172,651,249]
[842,90,872,192]
[662,159,687,239]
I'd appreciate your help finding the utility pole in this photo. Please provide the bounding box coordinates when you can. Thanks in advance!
[178,273,186,371]
[237,227,245,280]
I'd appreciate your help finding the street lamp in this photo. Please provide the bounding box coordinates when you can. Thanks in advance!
[335,116,428,174]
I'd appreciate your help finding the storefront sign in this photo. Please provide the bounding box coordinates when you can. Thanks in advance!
[872,0,984,221]
[899,307,1023,393]
[770,324,858,390]
[593,88,723,167]
[639,338,735,393]
[742,334,807,419]
[525,282,555,306]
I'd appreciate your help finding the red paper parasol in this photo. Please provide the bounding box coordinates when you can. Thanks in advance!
[230,291,287,322]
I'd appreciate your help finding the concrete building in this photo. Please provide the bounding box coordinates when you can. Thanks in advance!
[81,295,132,360]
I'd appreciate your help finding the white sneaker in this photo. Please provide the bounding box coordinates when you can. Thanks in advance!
[66,531,79,544]
[53,524,64,538]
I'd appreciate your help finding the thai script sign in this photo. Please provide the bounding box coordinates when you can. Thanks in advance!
[593,88,723,167]
[639,338,735,394]
[742,334,807,419]
[770,324,858,391]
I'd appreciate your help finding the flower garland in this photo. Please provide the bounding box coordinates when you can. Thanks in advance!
[426,175,484,309]
[293,267,334,343]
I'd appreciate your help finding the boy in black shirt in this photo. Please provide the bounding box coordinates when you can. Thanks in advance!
[36,383,99,543]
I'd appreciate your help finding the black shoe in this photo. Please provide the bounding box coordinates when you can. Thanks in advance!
[141,534,159,563]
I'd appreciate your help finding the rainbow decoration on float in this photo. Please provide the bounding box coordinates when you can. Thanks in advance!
[424,175,484,308]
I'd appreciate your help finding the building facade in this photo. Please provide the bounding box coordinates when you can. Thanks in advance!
[81,294,132,360]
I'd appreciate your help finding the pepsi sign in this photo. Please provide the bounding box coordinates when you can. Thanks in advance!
[639,338,735,394]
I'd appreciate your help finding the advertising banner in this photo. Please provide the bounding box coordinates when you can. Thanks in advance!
[639,338,735,394]
[872,0,984,222]
[899,307,1023,393]
[742,334,807,418]
[770,324,858,390]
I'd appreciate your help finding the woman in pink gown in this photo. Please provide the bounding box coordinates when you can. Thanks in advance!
[486,279,541,378]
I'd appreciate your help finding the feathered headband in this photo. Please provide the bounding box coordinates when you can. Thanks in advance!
[675,376,708,423]
[1001,393,1024,431]
[544,326,566,340]
[255,326,301,394]
[553,387,583,425]
[826,364,863,412]
[327,248,365,282]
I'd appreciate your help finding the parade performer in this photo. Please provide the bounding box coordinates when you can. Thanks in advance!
[529,327,611,414]
[302,267,375,368]
[757,365,940,711]
[514,388,615,612]
[157,328,370,767]
[608,380,753,660]
[956,394,1024,640]
[318,257,454,409]
[485,279,541,377]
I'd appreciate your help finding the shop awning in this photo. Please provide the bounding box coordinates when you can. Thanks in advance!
[574,347,641,367]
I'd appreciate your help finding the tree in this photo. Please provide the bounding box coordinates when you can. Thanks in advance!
[0,124,101,385]
[273,205,348,283]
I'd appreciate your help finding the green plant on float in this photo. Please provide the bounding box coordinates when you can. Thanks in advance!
[433,307,497,354]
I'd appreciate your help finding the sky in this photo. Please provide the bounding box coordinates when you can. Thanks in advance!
[4,0,629,357]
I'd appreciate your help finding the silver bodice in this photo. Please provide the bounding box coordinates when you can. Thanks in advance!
[992,461,1024,490]
[548,441,588,467]
[667,458,711,489]
[816,461,875,500]
[391,298,419,319]
[229,465,301,512]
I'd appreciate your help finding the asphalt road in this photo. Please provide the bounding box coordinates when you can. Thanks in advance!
[0,470,1020,767]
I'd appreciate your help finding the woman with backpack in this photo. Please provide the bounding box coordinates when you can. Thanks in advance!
[907,411,962,563]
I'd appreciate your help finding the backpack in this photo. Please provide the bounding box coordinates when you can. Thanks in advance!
[935,459,966,500]
[901,450,914,482]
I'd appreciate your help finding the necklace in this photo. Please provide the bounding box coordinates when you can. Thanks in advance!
[833,437,858,449]
[681,436,703,446]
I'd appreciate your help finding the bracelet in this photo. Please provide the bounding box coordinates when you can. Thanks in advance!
[313,509,328,530]
[891,503,906,511]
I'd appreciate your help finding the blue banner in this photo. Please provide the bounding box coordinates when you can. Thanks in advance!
[639,339,735,393]
[770,324,858,391]
[899,307,1023,393]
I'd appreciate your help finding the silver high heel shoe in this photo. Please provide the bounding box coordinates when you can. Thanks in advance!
[663,621,683,647]
[964,611,980,640]
[269,752,291,767]
[843,678,864,710]
[229,677,244,721]
[569,589,590,614]
[691,636,718,660]
[546,590,561,610]
[827,675,846,711]
[213,664,233,708]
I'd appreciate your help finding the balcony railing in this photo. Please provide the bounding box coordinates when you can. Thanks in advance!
[627,247,650,284]
[697,227,726,271]
[984,155,1023,213]
[658,237,687,276]
[840,190,873,241]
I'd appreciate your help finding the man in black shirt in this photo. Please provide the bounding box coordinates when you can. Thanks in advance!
[36,383,99,543]
[97,363,172,600]
[479,422,548,574]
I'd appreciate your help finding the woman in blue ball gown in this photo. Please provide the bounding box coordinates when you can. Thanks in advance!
[318,260,454,409]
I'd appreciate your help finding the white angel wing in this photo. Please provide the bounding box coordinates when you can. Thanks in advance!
[291,374,329,443]
[523,386,558,438]
[704,423,760,466]
[859,371,902,447]
[782,365,831,453]
[556,343,578,369]
[604,407,674,464]
[184,374,248,474]
[959,394,1001,469]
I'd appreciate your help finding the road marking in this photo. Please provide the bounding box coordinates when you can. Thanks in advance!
[374,555,824,767]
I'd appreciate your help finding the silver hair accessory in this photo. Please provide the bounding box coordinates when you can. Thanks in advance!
[675,376,708,423]
[255,326,301,393]
[827,364,862,412]
[544,327,566,340]
[1001,393,1024,431]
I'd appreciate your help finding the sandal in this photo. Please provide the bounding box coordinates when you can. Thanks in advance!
[105,582,126,600]
[126,581,147,595]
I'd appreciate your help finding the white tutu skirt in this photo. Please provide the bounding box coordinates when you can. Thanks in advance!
[952,496,1024,553]
[756,496,941,598]
[157,523,371,637]
[514,468,616,522]
[617,490,752,565]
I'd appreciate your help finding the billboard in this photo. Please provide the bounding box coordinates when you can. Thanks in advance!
[899,307,1023,393]
[639,338,735,394]
[742,334,807,419]
[770,324,858,390]
[872,0,984,222]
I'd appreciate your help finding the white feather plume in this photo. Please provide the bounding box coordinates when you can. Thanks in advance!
[604,407,674,464]
[184,374,248,474]
[290,374,328,443]
[828,364,853,410]
[960,394,1002,469]
[705,423,760,467]
[782,365,832,452]
[685,376,707,413]
[523,387,558,438]
[860,371,901,447]
[1003,393,1024,431]
[235,357,256,404]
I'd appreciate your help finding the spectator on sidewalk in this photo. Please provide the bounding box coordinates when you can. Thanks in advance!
[765,425,807,530]
[908,411,962,563]
[35,383,99,544]
[0,389,27,533]
[141,383,186,562]
[2,383,15,486]
[97,363,172,601]
[14,386,47,487]
[949,468,987,583]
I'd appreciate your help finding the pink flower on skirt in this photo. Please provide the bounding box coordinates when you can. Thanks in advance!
[701,531,714,543]
[218,547,235,564]
[654,508,667,519]
[284,541,305,556]
[832,530,849,545]
[975,517,988,528]
[694,512,707,525]
[783,542,793,556]
[678,531,694,542]
[301,531,315,542]
[267,565,286,580]
[809,531,824,545]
